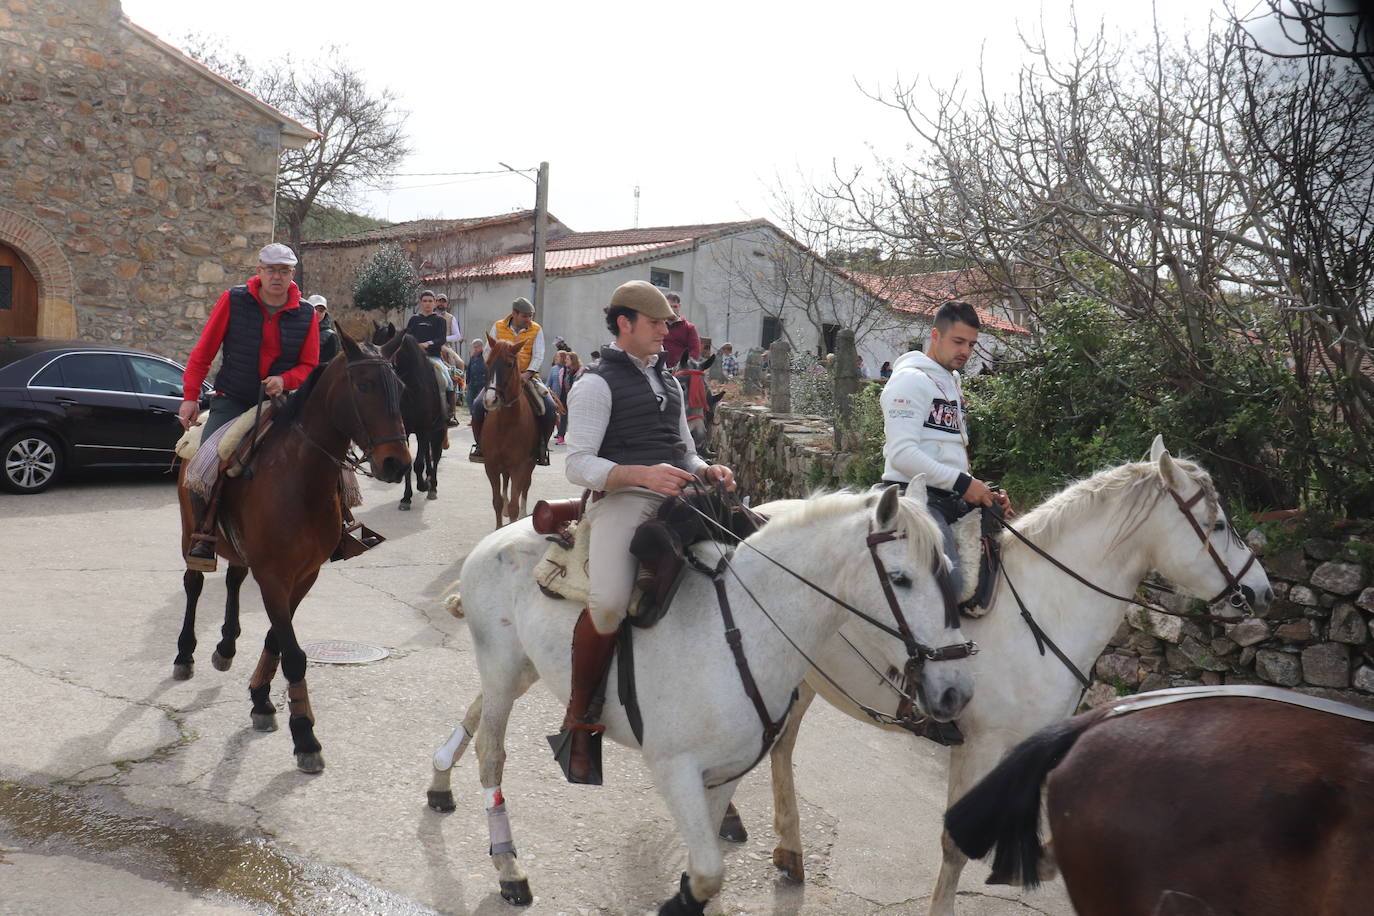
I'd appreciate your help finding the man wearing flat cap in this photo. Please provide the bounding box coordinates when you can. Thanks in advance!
[552,280,736,784]
[178,242,320,569]
[470,296,556,463]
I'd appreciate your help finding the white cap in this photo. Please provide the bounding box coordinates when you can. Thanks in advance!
[306,294,327,308]
[258,243,298,266]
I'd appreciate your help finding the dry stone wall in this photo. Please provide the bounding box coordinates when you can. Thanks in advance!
[716,406,1374,712]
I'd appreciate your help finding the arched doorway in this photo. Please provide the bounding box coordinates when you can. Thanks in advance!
[0,242,39,337]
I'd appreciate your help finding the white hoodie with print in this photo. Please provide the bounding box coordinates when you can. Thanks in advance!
[880,349,972,497]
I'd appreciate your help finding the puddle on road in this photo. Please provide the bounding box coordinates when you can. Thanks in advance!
[0,780,439,915]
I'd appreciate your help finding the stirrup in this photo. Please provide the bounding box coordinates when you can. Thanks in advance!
[547,723,604,785]
[468,443,484,464]
[186,534,218,572]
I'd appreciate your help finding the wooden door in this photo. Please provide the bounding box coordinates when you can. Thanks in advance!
[0,243,39,337]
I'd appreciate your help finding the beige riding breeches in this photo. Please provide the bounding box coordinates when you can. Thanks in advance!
[585,486,664,635]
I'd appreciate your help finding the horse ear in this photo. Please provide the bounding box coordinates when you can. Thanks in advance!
[1149,434,1167,464]
[875,483,901,530]
[678,350,690,371]
[699,352,716,371]
[380,333,403,359]
[1155,438,1189,491]
[710,389,725,405]
[486,333,498,348]
[338,332,362,361]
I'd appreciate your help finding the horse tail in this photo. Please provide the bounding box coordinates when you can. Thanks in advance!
[944,708,1106,888]
[444,580,464,618]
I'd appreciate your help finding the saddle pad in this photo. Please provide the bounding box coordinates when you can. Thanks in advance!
[952,511,983,608]
[1107,683,1374,725]
[179,408,270,498]
[533,519,644,610]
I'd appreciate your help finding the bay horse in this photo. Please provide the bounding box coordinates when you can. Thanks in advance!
[371,322,448,510]
[945,685,1374,916]
[478,335,537,528]
[674,351,724,457]
[746,436,1273,911]
[425,487,975,913]
[172,332,410,773]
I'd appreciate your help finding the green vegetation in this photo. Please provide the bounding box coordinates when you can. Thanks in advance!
[351,244,417,314]
[278,203,391,242]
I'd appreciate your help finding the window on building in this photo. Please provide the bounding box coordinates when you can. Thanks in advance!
[820,323,840,356]
[761,316,784,349]
[649,268,683,290]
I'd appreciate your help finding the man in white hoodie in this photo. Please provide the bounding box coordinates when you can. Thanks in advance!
[881,301,1011,591]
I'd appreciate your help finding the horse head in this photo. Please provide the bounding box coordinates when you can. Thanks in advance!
[484,335,528,405]
[371,321,397,346]
[324,333,411,482]
[1147,435,1273,613]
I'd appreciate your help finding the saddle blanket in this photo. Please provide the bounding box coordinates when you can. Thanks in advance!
[533,519,644,610]
[952,510,989,611]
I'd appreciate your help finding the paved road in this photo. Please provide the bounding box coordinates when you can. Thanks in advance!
[0,426,1074,916]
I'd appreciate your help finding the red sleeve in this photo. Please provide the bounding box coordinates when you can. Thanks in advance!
[182,290,231,400]
[278,312,321,391]
[688,322,701,359]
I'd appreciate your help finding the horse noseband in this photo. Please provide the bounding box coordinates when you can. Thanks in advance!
[1166,486,1259,608]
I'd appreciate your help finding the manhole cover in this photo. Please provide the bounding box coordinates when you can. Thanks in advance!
[303,641,389,664]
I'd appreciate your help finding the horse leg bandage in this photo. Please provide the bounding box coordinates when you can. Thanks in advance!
[485,785,516,856]
[432,725,471,771]
[287,681,315,724]
[250,652,280,688]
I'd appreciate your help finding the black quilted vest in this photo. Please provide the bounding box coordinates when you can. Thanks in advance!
[213,286,314,402]
[588,347,688,468]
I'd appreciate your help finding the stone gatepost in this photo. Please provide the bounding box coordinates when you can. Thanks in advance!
[743,349,764,397]
[903,337,923,354]
[769,338,792,414]
[833,329,859,450]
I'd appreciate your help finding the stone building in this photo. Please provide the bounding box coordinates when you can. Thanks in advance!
[0,0,315,354]
[298,211,573,337]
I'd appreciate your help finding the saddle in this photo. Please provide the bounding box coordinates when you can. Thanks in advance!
[177,404,279,498]
[951,508,1004,617]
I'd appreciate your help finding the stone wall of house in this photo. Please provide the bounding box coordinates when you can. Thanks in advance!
[716,405,1374,712]
[0,0,289,356]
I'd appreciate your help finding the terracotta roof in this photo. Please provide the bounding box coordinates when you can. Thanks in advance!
[424,241,687,282]
[304,211,542,249]
[538,221,762,251]
[847,269,1031,334]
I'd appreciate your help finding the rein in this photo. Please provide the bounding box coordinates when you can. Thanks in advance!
[991,480,1262,697]
[290,357,406,476]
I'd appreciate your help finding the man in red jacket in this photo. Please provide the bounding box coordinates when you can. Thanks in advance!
[660,292,700,369]
[178,243,320,570]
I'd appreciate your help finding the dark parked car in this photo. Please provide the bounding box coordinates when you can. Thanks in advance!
[0,339,209,494]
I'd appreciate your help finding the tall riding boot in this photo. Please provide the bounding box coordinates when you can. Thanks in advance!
[469,415,485,462]
[446,389,459,427]
[535,414,556,466]
[186,488,220,572]
[550,608,618,785]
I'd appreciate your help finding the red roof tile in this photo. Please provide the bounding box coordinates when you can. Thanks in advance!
[847,269,1030,334]
[539,222,761,251]
[423,241,687,282]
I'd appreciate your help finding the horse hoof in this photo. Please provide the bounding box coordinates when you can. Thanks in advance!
[499,879,532,906]
[426,489,438,500]
[251,712,278,732]
[773,848,805,883]
[296,751,325,774]
[398,502,411,511]
[427,790,456,812]
[172,663,193,680]
[210,650,232,672]
[718,811,748,843]
[416,479,428,492]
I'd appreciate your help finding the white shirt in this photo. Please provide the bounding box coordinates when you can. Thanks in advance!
[444,312,462,345]
[565,343,708,491]
[880,349,971,494]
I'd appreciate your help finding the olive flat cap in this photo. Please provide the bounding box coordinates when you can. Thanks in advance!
[608,280,674,320]
[511,297,534,314]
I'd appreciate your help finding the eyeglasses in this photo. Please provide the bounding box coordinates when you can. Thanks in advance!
[261,266,295,278]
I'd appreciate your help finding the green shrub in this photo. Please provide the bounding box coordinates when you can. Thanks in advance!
[352,244,418,313]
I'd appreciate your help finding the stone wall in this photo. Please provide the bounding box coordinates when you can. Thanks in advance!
[716,405,1374,711]
[0,0,299,356]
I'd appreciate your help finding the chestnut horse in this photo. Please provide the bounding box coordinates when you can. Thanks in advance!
[945,685,1374,916]
[477,336,536,528]
[370,322,448,510]
[173,332,410,773]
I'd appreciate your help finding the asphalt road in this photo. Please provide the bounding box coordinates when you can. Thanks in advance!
[0,425,1074,916]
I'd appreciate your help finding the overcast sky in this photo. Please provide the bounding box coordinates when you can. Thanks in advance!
[122,0,1240,233]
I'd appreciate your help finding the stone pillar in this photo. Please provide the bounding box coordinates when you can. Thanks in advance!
[833,329,859,450]
[904,336,924,354]
[743,349,764,398]
[769,338,792,414]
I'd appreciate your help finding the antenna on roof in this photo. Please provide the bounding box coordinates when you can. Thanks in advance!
[633,185,640,229]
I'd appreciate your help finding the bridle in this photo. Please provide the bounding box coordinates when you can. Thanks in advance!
[481,350,523,410]
[293,356,407,474]
[1165,486,1259,609]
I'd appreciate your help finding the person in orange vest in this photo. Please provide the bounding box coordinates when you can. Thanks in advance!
[469,296,557,464]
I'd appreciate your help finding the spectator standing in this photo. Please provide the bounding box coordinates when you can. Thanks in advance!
[465,338,486,414]
[308,295,339,364]
[719,342,739,377]
[660,291,701,368]
[556,351,583,444]
[880,361,893,380]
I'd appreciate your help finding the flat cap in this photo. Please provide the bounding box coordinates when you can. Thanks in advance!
[607,280,674,320]
[511,297,534,314]
[258,243,298,266]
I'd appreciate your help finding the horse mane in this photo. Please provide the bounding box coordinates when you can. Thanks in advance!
[758,489,945,574]
[1010,457,1219,551]
[272,362,331,431]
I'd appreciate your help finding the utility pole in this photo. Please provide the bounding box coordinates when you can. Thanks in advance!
[533,161,549,318]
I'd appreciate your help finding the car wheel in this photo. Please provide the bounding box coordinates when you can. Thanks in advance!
[1,430,64,494]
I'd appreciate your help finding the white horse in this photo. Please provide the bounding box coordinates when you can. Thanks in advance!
[757,437,1274,914]
[426,487,976,914]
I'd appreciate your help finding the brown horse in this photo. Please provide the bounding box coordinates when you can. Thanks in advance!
[477,335,537,528]
[945,685,1374,916]
[172,332,410,773]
